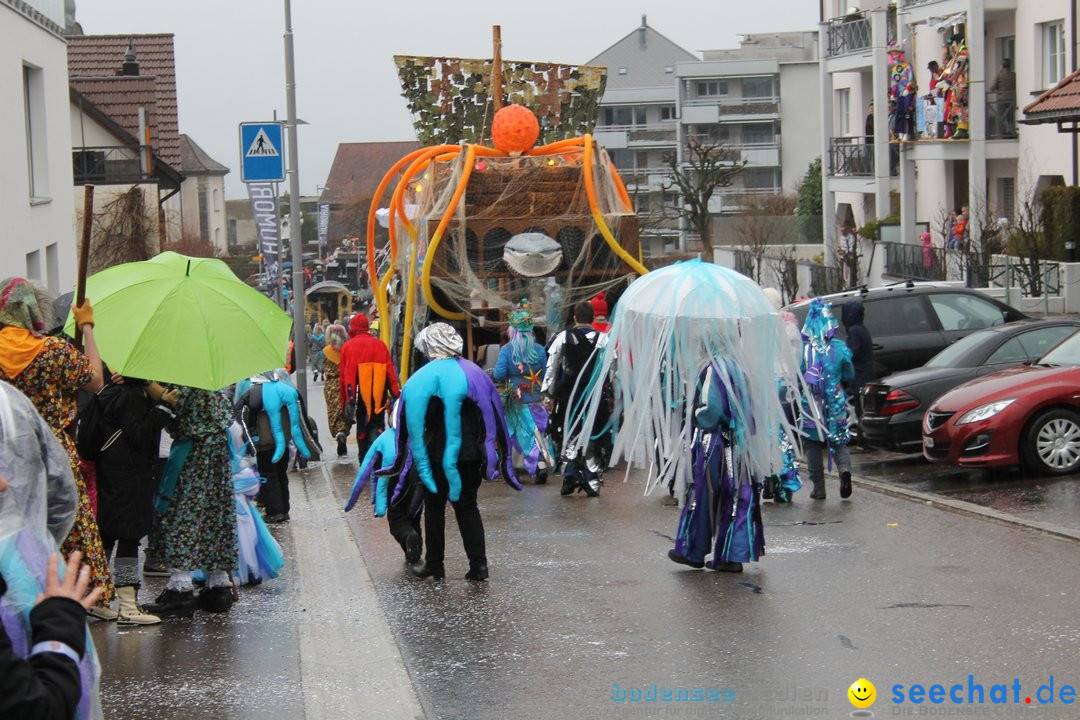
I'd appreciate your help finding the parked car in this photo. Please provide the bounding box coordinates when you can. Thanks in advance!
[786,284,1027,378]
[861,320,1080,452]
[923,328,1080,475]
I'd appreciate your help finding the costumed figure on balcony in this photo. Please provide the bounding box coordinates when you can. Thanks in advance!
[938,34,970,139]
[888,46,918,140]
[567,261,796,573]
[492,300,551,484]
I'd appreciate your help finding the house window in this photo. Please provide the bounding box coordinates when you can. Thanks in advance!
[213,188,221,212]
[743,168,777,190]
[742,123,775,145]
[998,177,1016,221]
[25,250,41,281]
[635,151,649,169]
[23,64,49,200]
[837,88,851,136]
[742,77,773,98]
[696,80,728,97]
[45,243,58,292]
[634,107,647,126]
[660,105,676,121]
[228,218,238,247]
[603,106,633,126]
[1043,21,1066,87]
[611,149,634,170]
[214,227,222,247]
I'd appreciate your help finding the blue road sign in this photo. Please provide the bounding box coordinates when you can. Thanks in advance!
[239,122,285,183]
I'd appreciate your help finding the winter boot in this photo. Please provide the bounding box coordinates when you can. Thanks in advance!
[197,586,235,613]
[86,604,119,621]
[839,470,853,499]
[410,561,445,579]
[144,588,196,618]
[116,585,161,626]
[336,432,348,457]
[464,562,489,582]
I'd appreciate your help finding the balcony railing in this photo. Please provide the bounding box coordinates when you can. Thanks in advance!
[596,122,678,144]
[73,146,152,185]
[826,13,871,57]
[683,96,780,116]
[828,137,899,177]
[884,241,947,281]
[986,93,1018,140]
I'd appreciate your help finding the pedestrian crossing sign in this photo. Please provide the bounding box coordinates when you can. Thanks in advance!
[239,122,285,183]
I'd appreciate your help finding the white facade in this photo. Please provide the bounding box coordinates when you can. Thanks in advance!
[2,0,76,292]
[820,0,1077,278]
[171,175,227,254]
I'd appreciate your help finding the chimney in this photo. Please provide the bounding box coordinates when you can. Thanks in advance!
[121,39,140,76]
[639,14,647,48]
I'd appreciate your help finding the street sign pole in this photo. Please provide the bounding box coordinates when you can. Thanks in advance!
[284,0,307,404]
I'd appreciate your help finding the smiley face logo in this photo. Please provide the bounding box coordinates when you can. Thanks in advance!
[848,678,876,708]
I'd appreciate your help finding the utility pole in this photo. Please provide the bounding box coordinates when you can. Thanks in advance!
[284,0,307,402]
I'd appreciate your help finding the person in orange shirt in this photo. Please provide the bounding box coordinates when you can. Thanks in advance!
[339,314,400,459]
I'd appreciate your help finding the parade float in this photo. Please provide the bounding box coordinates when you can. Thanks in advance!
[367,32,648,378]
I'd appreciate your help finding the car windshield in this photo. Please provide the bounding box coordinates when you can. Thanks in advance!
[1037,330,1080,367]
[924,330,987,368]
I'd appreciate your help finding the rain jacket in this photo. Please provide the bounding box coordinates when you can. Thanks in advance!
[339,327,400,425]
[841,300,875,388]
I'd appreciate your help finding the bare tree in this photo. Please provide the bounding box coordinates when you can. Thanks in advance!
[661,141,746,262]
[82,187,157,274]
[772,242,801,304]
[730,193,799,283]
[161,230,224,259]
[1009,187,1050,297]
[963,191,1009,287]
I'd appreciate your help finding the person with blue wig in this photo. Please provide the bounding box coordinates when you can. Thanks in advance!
[493,300,549,483]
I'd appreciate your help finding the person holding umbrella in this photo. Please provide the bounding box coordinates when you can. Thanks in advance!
[0,277,115,619]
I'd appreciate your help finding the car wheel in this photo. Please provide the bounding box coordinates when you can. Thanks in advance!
[1022,408,1080,476]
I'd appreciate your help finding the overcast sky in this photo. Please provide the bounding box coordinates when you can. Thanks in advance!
[74,0,821,200]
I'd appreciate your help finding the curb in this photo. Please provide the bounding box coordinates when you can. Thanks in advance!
[847,473,1080,543]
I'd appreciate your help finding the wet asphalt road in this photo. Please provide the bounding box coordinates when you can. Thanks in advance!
[91,381,1080,719]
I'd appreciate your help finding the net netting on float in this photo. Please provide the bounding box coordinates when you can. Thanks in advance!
[376,137,642,372]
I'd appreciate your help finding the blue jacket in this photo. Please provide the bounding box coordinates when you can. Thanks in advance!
[841,300,875,388]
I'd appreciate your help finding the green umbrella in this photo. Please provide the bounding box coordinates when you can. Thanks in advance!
[65,252,292,391]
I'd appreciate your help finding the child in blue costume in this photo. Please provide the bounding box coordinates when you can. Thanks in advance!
[492,300,549,483]
[799,299,855,500]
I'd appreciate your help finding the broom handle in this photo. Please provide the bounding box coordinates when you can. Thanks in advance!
[74,185,94,350]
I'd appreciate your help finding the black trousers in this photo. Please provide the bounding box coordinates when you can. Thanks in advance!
[387,470,424,553]
[422,460,486,567]
[256,448,291,516]
[356,410,385,461]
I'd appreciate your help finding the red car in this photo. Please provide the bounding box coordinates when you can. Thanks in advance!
[923,329,1080,475]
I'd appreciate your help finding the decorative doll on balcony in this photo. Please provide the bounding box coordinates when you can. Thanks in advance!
[888,46,917,140]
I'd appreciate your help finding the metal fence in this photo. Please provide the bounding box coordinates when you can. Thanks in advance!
[884,241,947,281]
[73,146,151,184]
[986,94,1018,140]
[810,264,844,296]
[828,138,899,177]
[972,259,1061,297]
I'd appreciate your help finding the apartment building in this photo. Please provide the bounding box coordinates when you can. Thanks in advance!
[591,19,821,254]
[820,0,1078,258]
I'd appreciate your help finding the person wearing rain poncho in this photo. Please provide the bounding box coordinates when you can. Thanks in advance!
[0,379,104,719]
[376,323,518,582]
[226,422,284,585]
[492,300,550,483]
[798,298,855,500]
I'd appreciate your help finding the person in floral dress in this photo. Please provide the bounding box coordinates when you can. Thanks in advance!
[0,278,115,617]
[146,386,237,616]
[321,323,351,456]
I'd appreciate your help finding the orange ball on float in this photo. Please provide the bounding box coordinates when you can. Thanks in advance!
[491,104,540,154]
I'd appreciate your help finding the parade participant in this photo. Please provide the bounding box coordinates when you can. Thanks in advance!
[541,303,609,497]
[888,46,917,140]
[842,299,876,448]
[667,360,765,572]
[344,403,424,565]
[378,323,518,581]
[93,377,178,625]
[492,300,550,483]
[589,292,611,333]
[799,299,855,500]
[309,323,326,382]
[339,313,400,459]
[0,277,115,619]
[0,379,103,720]
[227,422,284,586]
[234,371,315,523]
[321,324,352,457]
[760,288,803,504]
[145,386,237,616]
[565,262,791,572]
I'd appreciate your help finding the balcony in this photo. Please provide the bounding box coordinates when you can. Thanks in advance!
[73,146,153,185]
[594,122,678,147]
[682,96,780,123]
[825,13,871,57]
[828,137,898,177]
